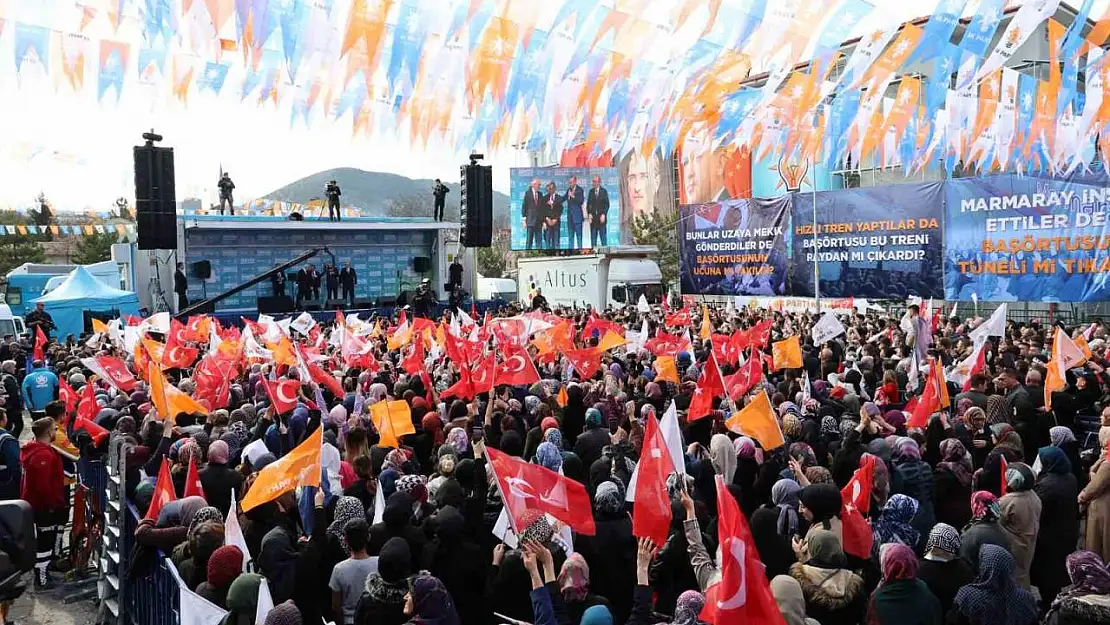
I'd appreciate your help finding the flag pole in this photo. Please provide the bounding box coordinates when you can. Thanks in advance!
[810,160,820,312]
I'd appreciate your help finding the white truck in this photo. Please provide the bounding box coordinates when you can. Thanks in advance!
[516,246,664,310]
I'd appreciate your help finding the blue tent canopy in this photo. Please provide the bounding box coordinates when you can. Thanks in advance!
[33,266,139,339]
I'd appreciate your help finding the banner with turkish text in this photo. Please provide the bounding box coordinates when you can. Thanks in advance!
[678,197,790,296]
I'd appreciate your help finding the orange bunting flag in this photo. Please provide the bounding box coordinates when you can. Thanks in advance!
[241,426,323,512]
[91,318,109,335]
[145,457,177,521]
[725,390,785,451]
[700,306,712,340]
[653,356,680,384]
[370,400,415,448]
[557,385,569,408]
[771,336,803,371]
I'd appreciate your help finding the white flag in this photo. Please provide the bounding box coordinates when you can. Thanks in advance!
[255,578,275,625]
[969,303,1007,342]
[139,311,170,336]
[637,294,650,313]
[906,350,921,394]
[811,312,846,345]
[224,490,252,572]
[291,312,317,336]
[372,478,386,525]
[169,557,229,625]
[971,0,1061,88]
[492,507,520,547]
[801,371,812,404]
[659,400,685,476]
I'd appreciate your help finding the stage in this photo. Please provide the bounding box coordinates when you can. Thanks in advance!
[173,216,472,314]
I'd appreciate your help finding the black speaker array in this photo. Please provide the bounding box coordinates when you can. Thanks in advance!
[413,256,431,273]
[190,260,212,280]
[134,144,177,250]
[460,163,493,247]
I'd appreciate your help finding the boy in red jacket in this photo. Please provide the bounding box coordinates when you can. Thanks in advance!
[21,417,66,589]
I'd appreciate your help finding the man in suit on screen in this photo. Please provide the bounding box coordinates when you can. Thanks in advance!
[565,175,585,249]
[522,178,544,250]
[588,175,610,248]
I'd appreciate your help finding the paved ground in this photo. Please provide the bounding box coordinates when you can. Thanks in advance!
[8,573,97,625]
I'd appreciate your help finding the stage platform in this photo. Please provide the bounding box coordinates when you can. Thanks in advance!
[174,217,472,315]
[204,300,508,327]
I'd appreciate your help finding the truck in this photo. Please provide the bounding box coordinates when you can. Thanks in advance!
[516,246,664,310]
[476,275,518,302]
[3,261,124,317]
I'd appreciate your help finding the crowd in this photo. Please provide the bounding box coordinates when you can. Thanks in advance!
[3,298,1110,625]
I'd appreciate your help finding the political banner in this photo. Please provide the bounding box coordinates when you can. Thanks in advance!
[678,197,790,296]
[790,182,944,299]
[509,167,623,251]
[945,172,1110,302]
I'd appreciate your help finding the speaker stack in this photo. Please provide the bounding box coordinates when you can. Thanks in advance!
[460,159,493,247]
[134,135,177,250]
[190,260,212,280]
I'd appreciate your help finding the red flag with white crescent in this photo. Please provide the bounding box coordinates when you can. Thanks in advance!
[701,475,785,625]
[839,453,875,559]
[632,416,673,547]
[184,455,206,499]
[493,348,541,387]
[262,378,300,415]
[487,446,595,536]
[145,458,177,522]
[33,326,47,362]
[725,351,764,401]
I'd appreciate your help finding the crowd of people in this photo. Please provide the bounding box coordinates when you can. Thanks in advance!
[5,298,1110,625]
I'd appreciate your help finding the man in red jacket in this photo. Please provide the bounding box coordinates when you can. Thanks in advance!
[21,417,66,589]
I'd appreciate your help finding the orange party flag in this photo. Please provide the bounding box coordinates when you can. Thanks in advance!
[653,356,679,384]
[91,318,109,334]
[370,400,416,448]
[771,335,803,371]
[148,361,209,422]
[241,426,323,512]
[557,385,569,408]
[700,306,712,340]
[595,330,629,353]
[725,390,785,451]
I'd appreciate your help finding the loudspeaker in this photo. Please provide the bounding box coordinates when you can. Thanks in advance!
[413,256,431,273]
[134,144,177,250]
[354,299,374,309]
[190,260,211,280]
[257,296,294,314]
[460,163,493,247]
[303,302,321,312]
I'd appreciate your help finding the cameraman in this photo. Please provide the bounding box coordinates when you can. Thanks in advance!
[326,180,342,222]
[432,179,449,221]
[413,278,435,318]
[218,172,235,215]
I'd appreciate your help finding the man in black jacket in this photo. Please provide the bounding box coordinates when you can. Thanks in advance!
[25,303,55,338]
[587,175,610,248]
[326,180,342,222]
[218,173,235,215]
[432,179,449,221]
[174,263,189,311]
[324,263,340,302]
[340,262,357,304]
[522,179,543,250]
[271,265,286,298]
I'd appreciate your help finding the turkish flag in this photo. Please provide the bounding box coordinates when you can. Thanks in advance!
[163,343,200,370]
[401,339,425,376]
[563,347,603,380]
[168,318,193,348]
[74,416,109,446]
[441,367,475,401]
[76,381,99,423]
[145,458,177,521]
[701,475,786,625]
[307,361,344,398]
[839,453,875,560]
[711,334,741,366]
[688,354,726,421]
[645,331,686,357]
[730,328,751,354]
[59,378,79,416]
[664,308,693,327]
[725,352,763,401]
[81,355,138,393]
[486,446,595,536]
[33,326,47,362]
[184,455,206,499]
[494,348,541,387]
[750,319,774,349]
[632,416,673,547]
[263,378,300,415]
[908,360,947,429]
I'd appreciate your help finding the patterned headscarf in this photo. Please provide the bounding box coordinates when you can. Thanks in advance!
[557,553,590,602]
[804,466,834,485]
[1064,550,1110,595]
[535,442,563,472]
[673,590,705,625]
[519,509,554,544]
[543,427,563,448]
[771,479,801,538]
[970,490,1001,522]
[1050,425,1077,447]
[872,494,920,559]
[383,448,410,474]
[781,413,803,439]
[593,481,625,516]
[188,506,224,535]
[954,545,1038,625]
[880,543,918,582]
[892,437,921,463]
[820,415,839,437]
[788,442,816,468]
[937,438,973,487]
[408,573,460,625]
[395,474,428,504]
[446,428,469,455]
[985,394,1011,425]
[328,496,366,555]
[585,408,604,429]
[925,523,961,556]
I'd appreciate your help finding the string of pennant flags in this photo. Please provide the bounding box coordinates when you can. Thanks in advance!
[0,223,138,237]
[4,1,1110,174]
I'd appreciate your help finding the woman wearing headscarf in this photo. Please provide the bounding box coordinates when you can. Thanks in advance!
[401,573,459,625]
[1042,550,1110,625]
[1033,445,1080,605]
[797,484,843,555]
[175,519,226,590]
[428,507,484,625]
[708,434,736,484]
[354,537,411,625]
[574,408,611,470]
[557,553,612,624]
[576,480,636,622]
[770,575,820,625]
[259,489,327,624]
[933,438,974,529]
[732,436,762,516]
[134,495,208,552]
[1079,439,1110,564]
[197,545,244,609]
[950,545,1038,625]
[223,573,266,625]
[959,491,1012,572]
[199,439,245,517]
[749,484,799,581]
[867,543,941,625]
[916,523,974,615]
[890,438,935,540]
[368,491,431,570]
[788,530,866,625]
[985,394,1011,426]
[871,494,922,561]
[327,497,368,566]
[628,537,704,625]
[954,407,992,469]
[1050,425,1087,490]
[974,428,1024,497]
[997,462,1041,589]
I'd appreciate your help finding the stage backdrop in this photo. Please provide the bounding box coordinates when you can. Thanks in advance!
[946,172,1110,302]
[509,167,622,251]
[678,197,790,296]
[790,182,944,299]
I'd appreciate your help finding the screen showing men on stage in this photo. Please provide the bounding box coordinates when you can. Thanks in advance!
[509,167,622,251]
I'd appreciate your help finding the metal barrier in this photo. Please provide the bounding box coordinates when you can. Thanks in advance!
[123,504,181,625]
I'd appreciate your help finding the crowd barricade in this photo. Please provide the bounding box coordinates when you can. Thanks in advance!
[123,503,181,625]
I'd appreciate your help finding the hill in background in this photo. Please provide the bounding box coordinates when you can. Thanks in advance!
[264,167,510,226]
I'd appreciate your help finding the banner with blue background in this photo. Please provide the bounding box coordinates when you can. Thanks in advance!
[945,172,1110,302]
[678,197,791,296]
[790,182,945,299]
